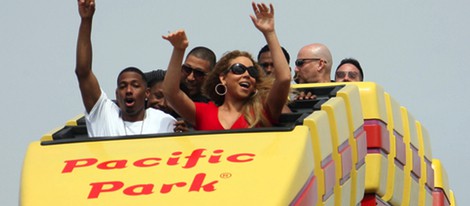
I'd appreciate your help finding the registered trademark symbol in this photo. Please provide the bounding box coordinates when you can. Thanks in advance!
[220,172,232,179]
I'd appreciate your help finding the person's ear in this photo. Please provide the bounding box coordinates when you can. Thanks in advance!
[318,59,327,72]
[115,89,119,100]
[145,87,150,100]
[219,73,227,85]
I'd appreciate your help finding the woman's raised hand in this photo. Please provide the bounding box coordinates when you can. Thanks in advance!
[250,2,275,34]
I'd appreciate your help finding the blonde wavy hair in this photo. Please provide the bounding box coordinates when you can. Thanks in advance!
[202,50,274,128]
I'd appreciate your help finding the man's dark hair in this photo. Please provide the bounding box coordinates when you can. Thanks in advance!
[336,58,364,80]
[257,44,290,64]
[186,46,217,70]
[117,66,147,86]
[144,69,166,88]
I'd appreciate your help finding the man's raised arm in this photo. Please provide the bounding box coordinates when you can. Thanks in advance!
[75,0,101,113]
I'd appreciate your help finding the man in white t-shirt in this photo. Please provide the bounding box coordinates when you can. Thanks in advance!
[75,0,175,137]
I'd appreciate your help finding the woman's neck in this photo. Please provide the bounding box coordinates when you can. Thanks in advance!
[218,99,245,130]
[220,97,245,113]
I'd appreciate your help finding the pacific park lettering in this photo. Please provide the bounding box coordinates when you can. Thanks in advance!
[61,148,255,199]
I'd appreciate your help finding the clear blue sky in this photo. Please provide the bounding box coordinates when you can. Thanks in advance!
[2,0,469,205]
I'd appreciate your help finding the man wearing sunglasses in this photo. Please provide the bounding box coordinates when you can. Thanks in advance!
[293,43,333,100]
[294,43,333,84]
[180,46,216,103]
[334,58,364,82]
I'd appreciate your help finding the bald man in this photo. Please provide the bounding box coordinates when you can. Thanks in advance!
[293,43,333,100]
[294,43,333,83]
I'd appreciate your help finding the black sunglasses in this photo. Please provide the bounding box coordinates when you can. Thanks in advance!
[295,58,321,67]
[336,71,359,79]
[227,63,259,78]
[182,65,207,78]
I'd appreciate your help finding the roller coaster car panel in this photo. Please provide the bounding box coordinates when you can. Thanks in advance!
[21,83,348,206]
[21,82,457,206]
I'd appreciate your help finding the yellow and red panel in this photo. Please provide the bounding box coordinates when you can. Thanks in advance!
[356,82,390,199]
[400,107,421,206]
[382,92,405,205]
[416,121,434,205]
[432,159,451,206]
[321,97,353,206]
[22,127,315,206]
[336,84,367,206]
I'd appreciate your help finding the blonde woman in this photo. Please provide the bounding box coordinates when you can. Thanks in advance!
[162,2,290,130]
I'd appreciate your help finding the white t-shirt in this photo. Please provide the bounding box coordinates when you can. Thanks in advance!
[85,91,176,137]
